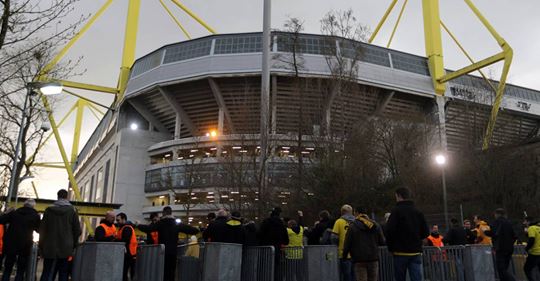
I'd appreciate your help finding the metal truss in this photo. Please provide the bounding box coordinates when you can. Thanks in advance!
[23,0,216,233]
[369,0,513,150]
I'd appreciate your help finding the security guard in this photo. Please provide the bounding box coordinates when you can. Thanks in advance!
[95,211,117,242]
[116,213,137,281]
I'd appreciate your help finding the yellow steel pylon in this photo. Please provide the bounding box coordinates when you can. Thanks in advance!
[370,0,513,150]
[26,0,216,234]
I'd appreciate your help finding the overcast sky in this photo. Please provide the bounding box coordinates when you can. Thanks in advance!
[28,0,540,199]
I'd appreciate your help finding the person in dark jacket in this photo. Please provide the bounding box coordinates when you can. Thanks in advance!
[226,211,246,245]
[463,219,477,244]
[444,218,468,246]
[116,213,137,281]
[0,200,40,281]
[259,207,289,281]
[244,221,258,246]
[307,210,334,245]
[39,189,81,281]
[136,206,199,281]
[203,209,230,242]
[386,187,429,281]
[145,212,160,245]
[343,207,385,281]
[490,208,517,281]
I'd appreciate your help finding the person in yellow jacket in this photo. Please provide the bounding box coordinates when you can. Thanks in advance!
[473,215,492,245]
[285,213,304,281]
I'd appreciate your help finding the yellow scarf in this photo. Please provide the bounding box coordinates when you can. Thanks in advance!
[356,214,374,229]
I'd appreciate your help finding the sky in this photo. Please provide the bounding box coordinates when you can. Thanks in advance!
[27,0,540,199]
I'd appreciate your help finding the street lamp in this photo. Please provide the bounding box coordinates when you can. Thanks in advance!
[434,153,449,231]
[6,82,63,204]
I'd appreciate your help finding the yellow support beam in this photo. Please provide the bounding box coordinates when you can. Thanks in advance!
[440,21,498,94]
[25,102,78,166]
[369,0,399,43]
[8,198,122,217]
[87,103,105,116]
[159,0,192,39]
[117,0,142,101]
[41,94,94,235]
[63,89,114,110]
[60,80,118,95]
[439,52,505,83]
[483,50,513,150]
[169,0,217,34]
[422,0,446,95]
[33,163,69,169]
[70,99,86,168]
[42,0,115,75]
[387,0,408,48]
[87,104,103,121]
[464,0,507,47]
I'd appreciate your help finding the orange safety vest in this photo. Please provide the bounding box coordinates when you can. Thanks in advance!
[117,225,137,256]
[0,224,4,255]
[99,223,117,239]
[151,231,159,245]
[427,235,444,247]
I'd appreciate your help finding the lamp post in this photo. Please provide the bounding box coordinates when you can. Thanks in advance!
[6,82,63,205]
[435,153,449,231]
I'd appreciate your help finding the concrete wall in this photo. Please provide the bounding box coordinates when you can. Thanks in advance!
[113,128,170,222]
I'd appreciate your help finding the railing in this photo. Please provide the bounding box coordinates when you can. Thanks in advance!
[24,242,538,281]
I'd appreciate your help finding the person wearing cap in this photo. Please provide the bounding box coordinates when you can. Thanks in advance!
[226,211,246,245]
[0,199,40,281]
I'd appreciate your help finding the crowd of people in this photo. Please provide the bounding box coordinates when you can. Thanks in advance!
[0,186,539,281]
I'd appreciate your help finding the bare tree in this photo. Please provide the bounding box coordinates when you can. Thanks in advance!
[0,0,85,201]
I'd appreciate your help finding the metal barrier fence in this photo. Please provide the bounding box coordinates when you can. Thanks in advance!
[509,245,540,281]
[303,245,339,281]
[241,246,275,281]
[135,244,165,281]
[72,242,125,281]
[378,247,394,281]
[277,247,305,281]
[176,242,243,281]
[422,246,465,281]
[275,246,339,281]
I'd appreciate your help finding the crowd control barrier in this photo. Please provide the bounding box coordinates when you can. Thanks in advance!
[378,247,394,281]
[241,246,275,281]
[422,246,465,281]
[463,245,495,281]
[177,242,243,281]
[135,244,165,281]
[71,242,125,281]
[275,245,339,281]
[303,245,339,281]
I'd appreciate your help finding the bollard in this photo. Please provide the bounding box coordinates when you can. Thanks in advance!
[71,242,125,281]
[135,244,165,281]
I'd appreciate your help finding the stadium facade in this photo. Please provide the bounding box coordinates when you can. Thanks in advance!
[73,32,540,228]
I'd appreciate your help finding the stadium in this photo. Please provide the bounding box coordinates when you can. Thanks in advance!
[73,31,540,229]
